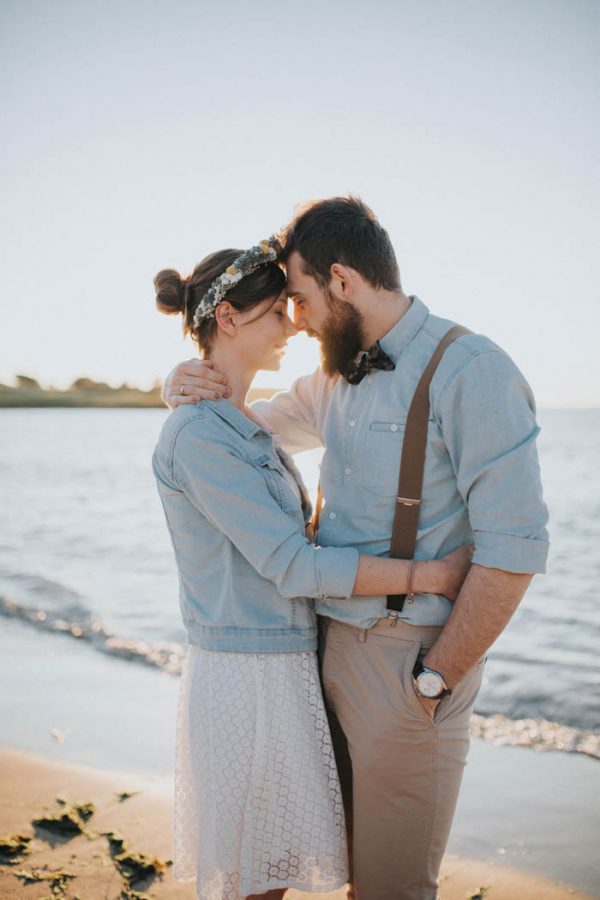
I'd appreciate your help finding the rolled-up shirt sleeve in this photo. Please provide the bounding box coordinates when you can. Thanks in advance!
[252,368,335,454]
[436,348,550,574]
[172,420,359,601]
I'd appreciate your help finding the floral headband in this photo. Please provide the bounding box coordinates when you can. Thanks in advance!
[192,236,282,328]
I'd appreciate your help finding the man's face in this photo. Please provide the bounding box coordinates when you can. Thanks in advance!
[285,251,330,338]
[286,251,365,376]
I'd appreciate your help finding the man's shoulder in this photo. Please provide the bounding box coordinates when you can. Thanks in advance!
[419,311,529,401]
[422,311,502,361]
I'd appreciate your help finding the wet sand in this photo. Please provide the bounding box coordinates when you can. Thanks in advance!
[1,748,596,900]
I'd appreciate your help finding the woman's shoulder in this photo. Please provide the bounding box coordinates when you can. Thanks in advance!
[157,402,236,459]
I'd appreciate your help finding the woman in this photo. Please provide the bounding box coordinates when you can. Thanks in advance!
[153,238,471,900]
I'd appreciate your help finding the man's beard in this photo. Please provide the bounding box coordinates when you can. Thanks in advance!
[318,291,366,377]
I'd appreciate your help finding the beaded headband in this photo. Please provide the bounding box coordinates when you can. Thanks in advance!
[192,236,282,328]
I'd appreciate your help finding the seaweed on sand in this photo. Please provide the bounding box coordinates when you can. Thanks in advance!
[466,888,490,899]
[33,801,95,840]
[120,887,152,900]
[115,790,140,803]
[11,865,76,896]
[0,832,32,863]
[104,830,171,889]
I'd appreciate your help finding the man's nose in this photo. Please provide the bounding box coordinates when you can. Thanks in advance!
[292,308,306,331]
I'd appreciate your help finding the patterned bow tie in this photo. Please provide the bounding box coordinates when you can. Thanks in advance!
[340,342,396,385]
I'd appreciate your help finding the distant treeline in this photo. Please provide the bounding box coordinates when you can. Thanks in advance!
[0,375,278,408]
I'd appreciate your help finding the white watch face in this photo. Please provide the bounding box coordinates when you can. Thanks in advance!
[417,672,444,698]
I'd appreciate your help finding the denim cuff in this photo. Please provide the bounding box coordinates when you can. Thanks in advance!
[315,546,360,601]
[473,529,549,574]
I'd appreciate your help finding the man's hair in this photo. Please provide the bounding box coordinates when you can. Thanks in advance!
[280,196,400,291]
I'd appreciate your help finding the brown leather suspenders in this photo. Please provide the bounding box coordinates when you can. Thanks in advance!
[387,325,471,611]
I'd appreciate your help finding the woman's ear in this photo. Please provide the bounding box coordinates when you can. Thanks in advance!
[214,301,238,336]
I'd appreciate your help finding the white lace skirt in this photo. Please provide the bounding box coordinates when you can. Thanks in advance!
[174,645,349,899]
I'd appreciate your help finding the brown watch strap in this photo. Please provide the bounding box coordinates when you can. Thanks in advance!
[387,325,471,611]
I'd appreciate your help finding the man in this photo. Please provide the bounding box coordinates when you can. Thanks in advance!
[164,197,549,900]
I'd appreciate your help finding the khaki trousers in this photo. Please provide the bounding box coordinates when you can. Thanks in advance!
[321,617,485,900]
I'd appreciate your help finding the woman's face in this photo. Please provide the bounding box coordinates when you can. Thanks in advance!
[233,289,297,372]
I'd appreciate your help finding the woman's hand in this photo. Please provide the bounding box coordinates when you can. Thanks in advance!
[162,359,230,408]
[416,545,474,600]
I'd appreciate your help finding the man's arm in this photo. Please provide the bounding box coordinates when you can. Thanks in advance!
[417,344,549,714]
[423,564,532,687]
[162,358,333,454]
[252,367,335,454]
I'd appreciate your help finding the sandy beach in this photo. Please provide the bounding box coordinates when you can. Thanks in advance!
[0,621,600,900]
[0,747,595,900]
[1,621,599,899]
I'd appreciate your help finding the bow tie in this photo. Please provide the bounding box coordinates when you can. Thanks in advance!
[340,342,396,385]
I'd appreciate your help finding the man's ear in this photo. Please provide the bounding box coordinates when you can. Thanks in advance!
[214,301,238,336]
[329,263,355,301]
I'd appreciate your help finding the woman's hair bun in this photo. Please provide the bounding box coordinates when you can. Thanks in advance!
[154,268,186,316]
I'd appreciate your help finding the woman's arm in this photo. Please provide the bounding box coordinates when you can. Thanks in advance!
[171,418,470,603]
[354,547,471,601]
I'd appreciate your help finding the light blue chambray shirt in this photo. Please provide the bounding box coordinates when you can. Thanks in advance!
[152,400,359,652]
[254,296,550,628]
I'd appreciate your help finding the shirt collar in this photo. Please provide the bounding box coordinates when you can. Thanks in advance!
[378,296,429,363]
[204,399,270,441]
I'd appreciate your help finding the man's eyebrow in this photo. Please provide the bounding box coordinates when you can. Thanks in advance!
[288,290,304,300]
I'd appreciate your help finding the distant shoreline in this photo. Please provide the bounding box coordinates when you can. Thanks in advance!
[0,386,281,408]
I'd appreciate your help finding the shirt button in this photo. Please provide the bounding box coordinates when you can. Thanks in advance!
[349,419,356,427]
[390,424,398,432]
[344,467,352,476]
[367,376,373,384]
[329,512,336,520]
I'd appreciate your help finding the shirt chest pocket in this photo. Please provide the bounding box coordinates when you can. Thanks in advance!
[360,420,407,497]
[251,453,303,519]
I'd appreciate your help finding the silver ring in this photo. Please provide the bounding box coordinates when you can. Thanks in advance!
[180,385,185,396]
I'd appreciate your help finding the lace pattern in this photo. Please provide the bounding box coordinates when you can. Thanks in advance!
[174,646,348,899]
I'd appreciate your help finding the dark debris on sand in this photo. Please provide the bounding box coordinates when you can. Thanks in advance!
[33,800,96,839]
[104,829,172,890]
[116,790,141,803]
[0,832,32,864]
[11,864,77,896]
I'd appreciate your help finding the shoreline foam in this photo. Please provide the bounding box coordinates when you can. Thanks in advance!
[2,591,599,760]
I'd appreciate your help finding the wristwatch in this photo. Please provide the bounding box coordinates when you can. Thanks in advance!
[412,660,452,699]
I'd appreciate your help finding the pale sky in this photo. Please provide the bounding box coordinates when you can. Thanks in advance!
[1,0,598,407]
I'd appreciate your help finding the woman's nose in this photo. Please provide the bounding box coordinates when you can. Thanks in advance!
[286,316,298,337]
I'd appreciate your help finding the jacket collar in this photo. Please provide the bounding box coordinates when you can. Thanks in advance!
[203,398,270,441]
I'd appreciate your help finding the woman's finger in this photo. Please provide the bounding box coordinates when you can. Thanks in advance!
[170,387,227,406]
[172,369,229,389]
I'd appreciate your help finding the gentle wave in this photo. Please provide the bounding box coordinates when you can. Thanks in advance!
[0,589,184,675]
[2,591,598,761]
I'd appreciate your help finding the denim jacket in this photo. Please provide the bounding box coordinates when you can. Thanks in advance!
[152,400,359,652]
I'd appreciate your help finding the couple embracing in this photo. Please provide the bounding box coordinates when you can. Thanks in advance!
[152,196,548,900]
